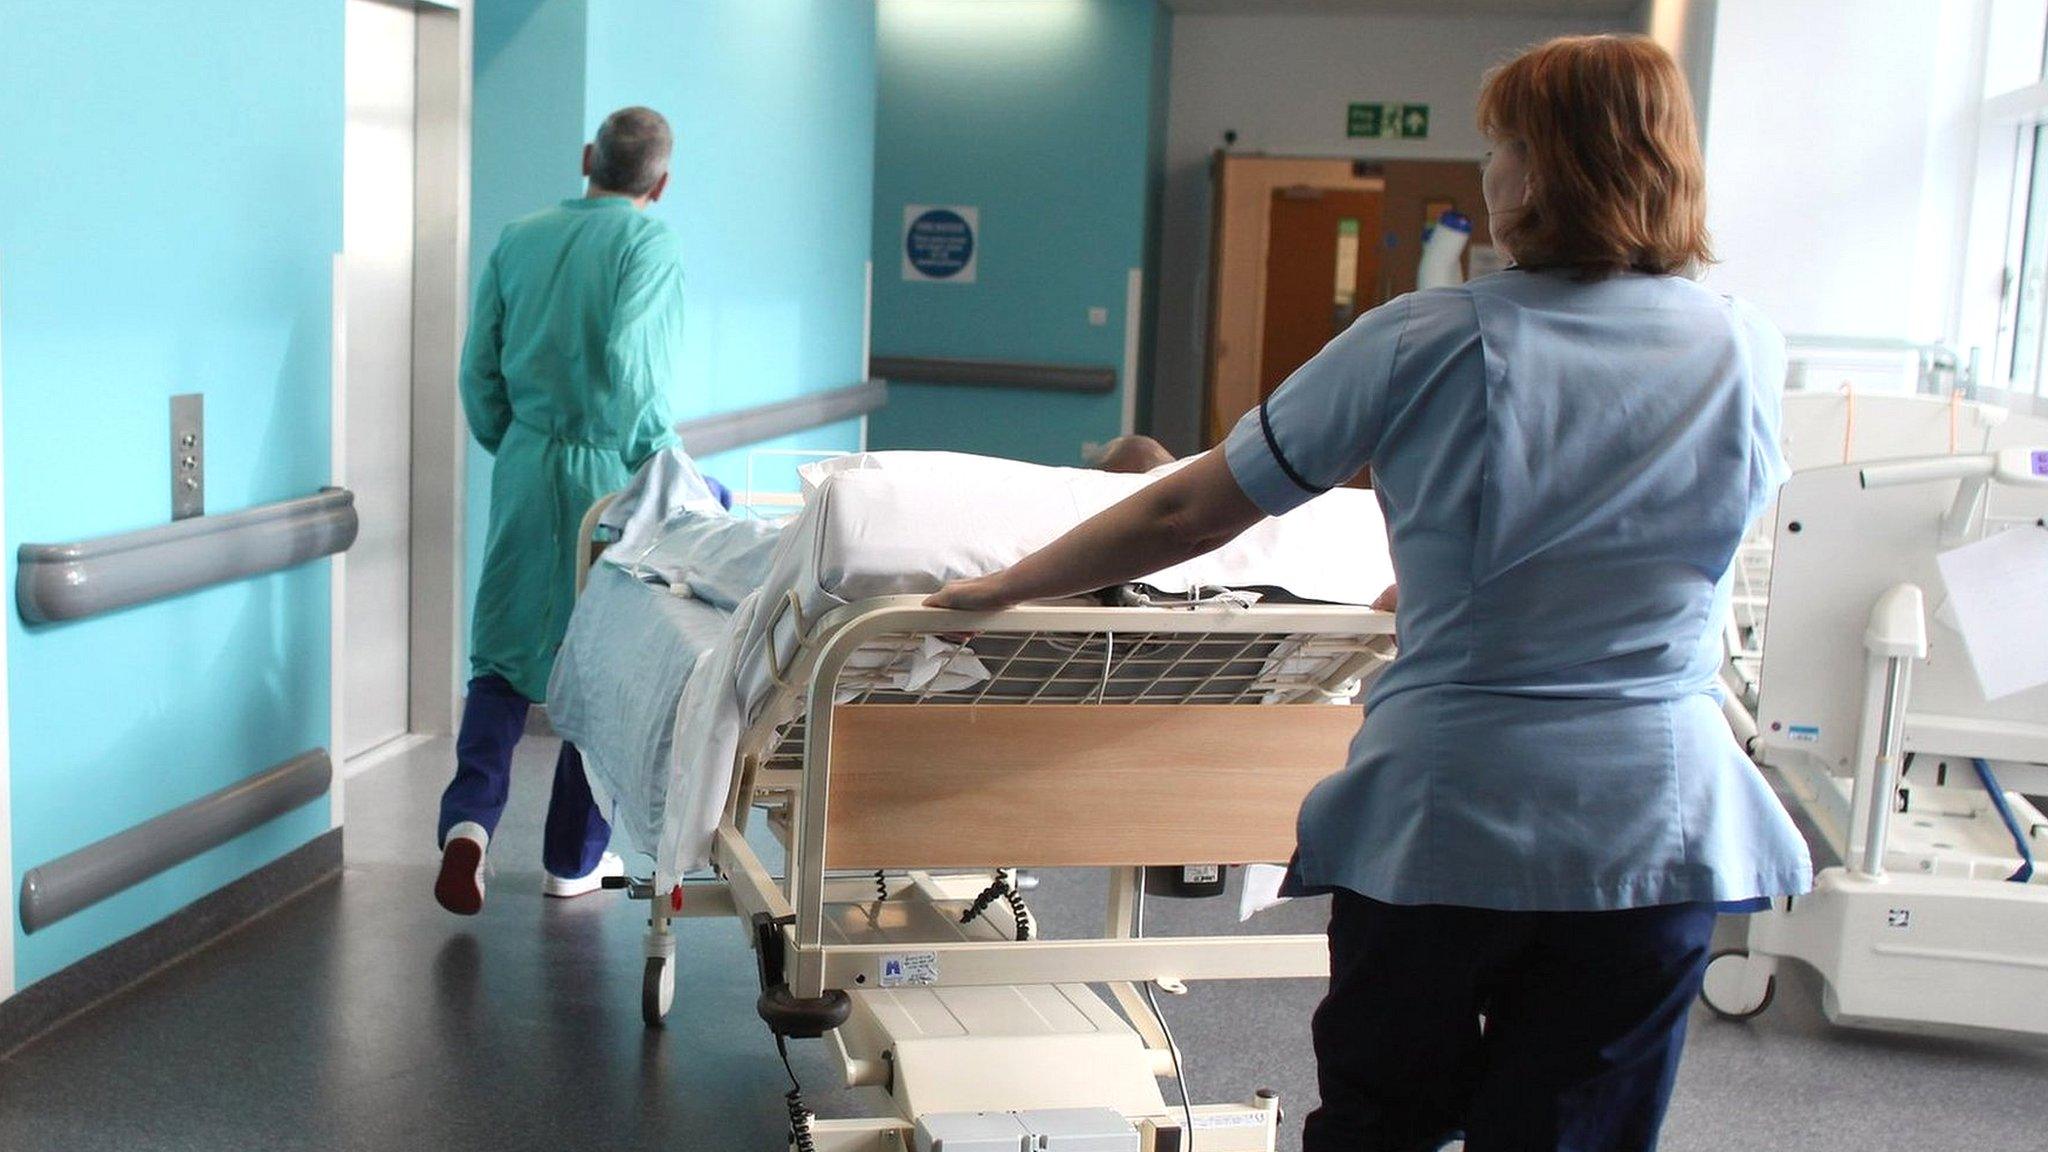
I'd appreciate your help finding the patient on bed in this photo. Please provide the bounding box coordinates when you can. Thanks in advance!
[1091,435,1175,474]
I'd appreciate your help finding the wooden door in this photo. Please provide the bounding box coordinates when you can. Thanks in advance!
[1257,188,1382,402]
[1372,159,1494,299]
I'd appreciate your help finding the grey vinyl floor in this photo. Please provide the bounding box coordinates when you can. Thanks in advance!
[1,735,2044,1151]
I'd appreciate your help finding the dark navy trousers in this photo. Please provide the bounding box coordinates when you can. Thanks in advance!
[435,675,611,880]
[1302,891,1717,1152]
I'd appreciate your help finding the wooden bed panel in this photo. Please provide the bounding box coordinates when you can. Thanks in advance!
[820,703,1361,870]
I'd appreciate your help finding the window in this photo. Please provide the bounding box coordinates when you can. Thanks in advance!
[1981,3,2048,398]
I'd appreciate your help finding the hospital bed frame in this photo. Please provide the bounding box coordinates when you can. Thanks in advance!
[1701,448,2048,1039]
[576,494,1395,1150]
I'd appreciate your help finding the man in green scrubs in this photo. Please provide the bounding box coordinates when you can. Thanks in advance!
[434,106,685,915]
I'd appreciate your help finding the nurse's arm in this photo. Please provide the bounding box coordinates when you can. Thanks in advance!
[925,450,1265,611]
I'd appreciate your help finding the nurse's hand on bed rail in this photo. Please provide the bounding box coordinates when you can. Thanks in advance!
[925,573,1019,612]
[923,450,1267,611]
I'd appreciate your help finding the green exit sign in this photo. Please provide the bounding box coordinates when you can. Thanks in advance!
[1347,102,1430,139]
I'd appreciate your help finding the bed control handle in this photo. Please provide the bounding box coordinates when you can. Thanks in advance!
[757,984,852,1039]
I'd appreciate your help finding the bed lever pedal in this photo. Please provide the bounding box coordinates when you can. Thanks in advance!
[605,875,657,900]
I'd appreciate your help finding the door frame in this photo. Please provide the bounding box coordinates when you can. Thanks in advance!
[334,0,471,785]
[1203,155,1384,446]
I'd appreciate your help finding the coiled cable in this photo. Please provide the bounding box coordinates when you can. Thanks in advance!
[775,1033,817,1152]
[960,869,1033,941]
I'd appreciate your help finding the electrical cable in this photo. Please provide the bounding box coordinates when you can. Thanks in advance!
[959,870,1033,940]
[1971,758,2036,883]
[1101,631,1115,702]
[1135,882,1197,1150]
[775,1033,817,1152]
[1840,381,1856,464]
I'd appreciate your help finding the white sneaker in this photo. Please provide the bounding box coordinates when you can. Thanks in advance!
[543,851,625,899]
[435,822,489,916]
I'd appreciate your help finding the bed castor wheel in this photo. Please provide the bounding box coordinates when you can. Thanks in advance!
[643,925,678,1026]
[1699,948,1777,1021]
[643,955,676,1026]
[758,984,852,1038]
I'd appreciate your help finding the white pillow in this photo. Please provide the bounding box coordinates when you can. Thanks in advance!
[799,450,1392,605]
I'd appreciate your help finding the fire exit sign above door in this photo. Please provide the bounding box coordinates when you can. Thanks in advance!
[1347,102,1429,139]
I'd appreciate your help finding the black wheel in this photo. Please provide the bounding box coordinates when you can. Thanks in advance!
[1699,948,1776,1021]
[643,955,674,1027]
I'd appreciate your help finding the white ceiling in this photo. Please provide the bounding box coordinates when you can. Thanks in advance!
[1162,0,1642,18]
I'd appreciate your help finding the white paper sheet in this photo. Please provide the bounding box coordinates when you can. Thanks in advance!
[1237,863,1292,922]
[1935,526,2048,700]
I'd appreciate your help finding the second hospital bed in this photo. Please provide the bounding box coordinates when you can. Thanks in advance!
[550,450,1397,1151]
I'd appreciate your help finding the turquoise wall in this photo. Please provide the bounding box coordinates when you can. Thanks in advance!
[868,0,1169,466]
[0,3,343,988]
[467,0,876,622]
[585,0,876,493]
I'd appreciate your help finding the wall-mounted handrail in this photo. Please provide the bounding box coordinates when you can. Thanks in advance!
[870,356,1117,395]
[17,488,358,625]
[676,380,887,459]
[18,749,332,933]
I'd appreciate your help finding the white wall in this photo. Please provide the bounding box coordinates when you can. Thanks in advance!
[1151,11,1632,451]
[1701,0,1981,345]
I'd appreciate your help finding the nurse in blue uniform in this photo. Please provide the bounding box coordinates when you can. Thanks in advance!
[929,35,1810,1152]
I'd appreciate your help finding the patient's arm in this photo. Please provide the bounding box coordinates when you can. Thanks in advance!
[927,450,1265,611]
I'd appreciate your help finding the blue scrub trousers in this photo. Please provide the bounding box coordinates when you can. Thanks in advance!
[436,675,611,880]
[1302,891,1716,1152]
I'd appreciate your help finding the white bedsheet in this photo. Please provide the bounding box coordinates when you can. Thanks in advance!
[549,563,733,861]
[652,450,1393,886]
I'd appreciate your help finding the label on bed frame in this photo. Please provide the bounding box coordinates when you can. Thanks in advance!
[1193,1112,1269,1130]
[880,951,939,988]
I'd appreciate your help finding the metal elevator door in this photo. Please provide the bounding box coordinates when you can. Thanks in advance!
[343,0,417,759]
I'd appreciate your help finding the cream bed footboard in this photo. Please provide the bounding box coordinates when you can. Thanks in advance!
[821,702,1361,870]
[708,597,1395,1000]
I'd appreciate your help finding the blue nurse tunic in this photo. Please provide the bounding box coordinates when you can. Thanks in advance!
[1224,269,1811,912]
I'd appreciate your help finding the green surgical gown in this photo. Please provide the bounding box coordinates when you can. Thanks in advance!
[460,197,681,701]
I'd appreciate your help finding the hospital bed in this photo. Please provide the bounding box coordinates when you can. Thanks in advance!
[1701,391,2048,1038]
[1723,390,2014,705]
[560,452,1396,1150]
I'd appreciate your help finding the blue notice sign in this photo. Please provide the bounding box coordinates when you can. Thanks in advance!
[903,204,978,283]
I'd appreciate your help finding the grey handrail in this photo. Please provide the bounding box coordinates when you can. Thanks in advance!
[17,488,358,624]
[870,356,1117,394]
[18,749,332,933]
[676,381,887,458]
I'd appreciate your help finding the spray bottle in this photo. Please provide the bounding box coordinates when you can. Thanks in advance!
[1416,210,1472,290]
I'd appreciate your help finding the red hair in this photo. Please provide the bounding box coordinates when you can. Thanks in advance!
[1478,35,1712,276]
